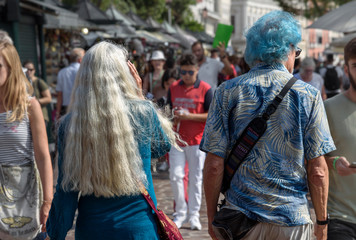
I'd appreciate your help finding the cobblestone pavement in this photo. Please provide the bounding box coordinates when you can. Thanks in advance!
[62,170,316,240]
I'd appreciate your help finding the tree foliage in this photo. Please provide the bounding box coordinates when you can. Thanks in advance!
[274,0,353,19]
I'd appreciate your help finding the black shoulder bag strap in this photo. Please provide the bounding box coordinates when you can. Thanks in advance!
[221,76,298,194]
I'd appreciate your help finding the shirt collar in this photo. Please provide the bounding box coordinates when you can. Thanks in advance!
[251,62,289,73]
[178,78,201,88]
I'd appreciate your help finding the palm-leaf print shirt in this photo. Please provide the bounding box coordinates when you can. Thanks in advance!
[200,62,336,226]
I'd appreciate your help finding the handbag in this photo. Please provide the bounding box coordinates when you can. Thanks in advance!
[140,185,184,240]
[212,77,297,240]
[0,161,43,240]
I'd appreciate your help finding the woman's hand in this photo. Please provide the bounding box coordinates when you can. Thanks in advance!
[127,61,144,99]
[40,201,52,232]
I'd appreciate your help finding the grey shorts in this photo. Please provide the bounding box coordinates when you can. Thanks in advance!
[242,222,312,240]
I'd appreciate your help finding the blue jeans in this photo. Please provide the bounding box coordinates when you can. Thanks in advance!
[33,232,47,240]
[328,219,356,240]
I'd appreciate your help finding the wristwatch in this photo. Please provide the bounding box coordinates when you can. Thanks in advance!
[316,215,329,225]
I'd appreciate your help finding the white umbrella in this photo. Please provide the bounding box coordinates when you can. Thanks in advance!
[308,0,356,33]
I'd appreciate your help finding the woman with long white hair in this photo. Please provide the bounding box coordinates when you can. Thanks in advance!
[46,41,177,239]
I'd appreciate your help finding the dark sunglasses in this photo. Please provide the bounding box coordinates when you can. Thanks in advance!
[180,70,195,76]
[27,68,35,71]
[295,46,302,58]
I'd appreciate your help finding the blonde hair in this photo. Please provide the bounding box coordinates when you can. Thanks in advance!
[0,42,33,122]
[62,41,177,197]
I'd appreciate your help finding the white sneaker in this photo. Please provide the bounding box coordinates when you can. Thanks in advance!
[173,215,187,229]
[189,217,202,230]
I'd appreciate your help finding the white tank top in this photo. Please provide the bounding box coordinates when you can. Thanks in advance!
[0,111,34,165]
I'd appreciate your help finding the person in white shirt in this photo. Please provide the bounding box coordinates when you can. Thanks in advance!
[294,57,327,100]
[191,41,234,92]
[55,48,85,120]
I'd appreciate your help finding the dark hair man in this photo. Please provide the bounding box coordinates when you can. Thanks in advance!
[168,53,213,231]
[324,37,356,240]
[320,54,344,98]
[191,41,234,92]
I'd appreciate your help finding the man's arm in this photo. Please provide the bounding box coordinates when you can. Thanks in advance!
[217,42,234,76]
[203,152,224,240]
[176,112,208,122]
[307,155,329,240]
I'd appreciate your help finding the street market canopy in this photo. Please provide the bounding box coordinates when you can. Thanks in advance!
[105,5,135,26]
[308,0,356,33]
[77,0,117,24]
[102,24,138,39]
[22,0,96,30]
[146,17,161,31]
[126,11,149,29]
[331,32,356,48]
[136,30,164,44]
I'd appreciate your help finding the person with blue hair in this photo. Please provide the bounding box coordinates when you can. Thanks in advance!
[201,11,333,240]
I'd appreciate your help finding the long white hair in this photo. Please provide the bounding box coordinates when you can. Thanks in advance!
[61,41,176,197]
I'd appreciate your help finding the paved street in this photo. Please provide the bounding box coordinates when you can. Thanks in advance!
[62,169,316,240]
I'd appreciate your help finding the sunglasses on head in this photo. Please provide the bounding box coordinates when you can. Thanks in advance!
[180,70,195,76]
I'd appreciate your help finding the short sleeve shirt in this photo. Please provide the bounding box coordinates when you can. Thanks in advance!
[197,57,224,92]
[294,72,324,93]
[56,63,80,106]
[168,79,213,146]
[200,62,336,226]
[324,94,356,224]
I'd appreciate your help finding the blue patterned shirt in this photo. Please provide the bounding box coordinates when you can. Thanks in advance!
[200,62,335,226]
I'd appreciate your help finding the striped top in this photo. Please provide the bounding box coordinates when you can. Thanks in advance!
[0,111,34,165]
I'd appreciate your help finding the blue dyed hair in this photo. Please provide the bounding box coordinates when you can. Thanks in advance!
[244,11,301,67]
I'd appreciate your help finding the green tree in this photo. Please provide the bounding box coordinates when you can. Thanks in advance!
[274,0,353,19]
[161,0,204,32]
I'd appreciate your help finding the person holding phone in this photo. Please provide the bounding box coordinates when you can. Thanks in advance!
[324,37,356,240]
[167,53,213,230]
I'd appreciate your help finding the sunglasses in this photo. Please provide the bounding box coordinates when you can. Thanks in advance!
[27,68,35,72]
[295,46,302,58]
[180,70,195,76]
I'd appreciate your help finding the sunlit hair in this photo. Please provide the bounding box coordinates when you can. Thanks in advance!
[0,42,33,122]
[0,30,13,45]
[244,11,301,67]
[62,41,177,197]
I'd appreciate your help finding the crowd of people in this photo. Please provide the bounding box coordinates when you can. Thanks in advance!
[1,9,356,240]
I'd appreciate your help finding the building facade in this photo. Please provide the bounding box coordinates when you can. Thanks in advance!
[190,0,232,38]
[230,0,281,53]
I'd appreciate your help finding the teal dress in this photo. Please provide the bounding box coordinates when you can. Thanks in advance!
[46,101,171,240]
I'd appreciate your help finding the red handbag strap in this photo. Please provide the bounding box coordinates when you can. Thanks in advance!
[139,183,159,214]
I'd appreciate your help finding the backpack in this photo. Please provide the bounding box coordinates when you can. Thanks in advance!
[324,67,340,91]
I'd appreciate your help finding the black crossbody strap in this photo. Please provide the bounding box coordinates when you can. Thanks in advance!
[221,76,297,194]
